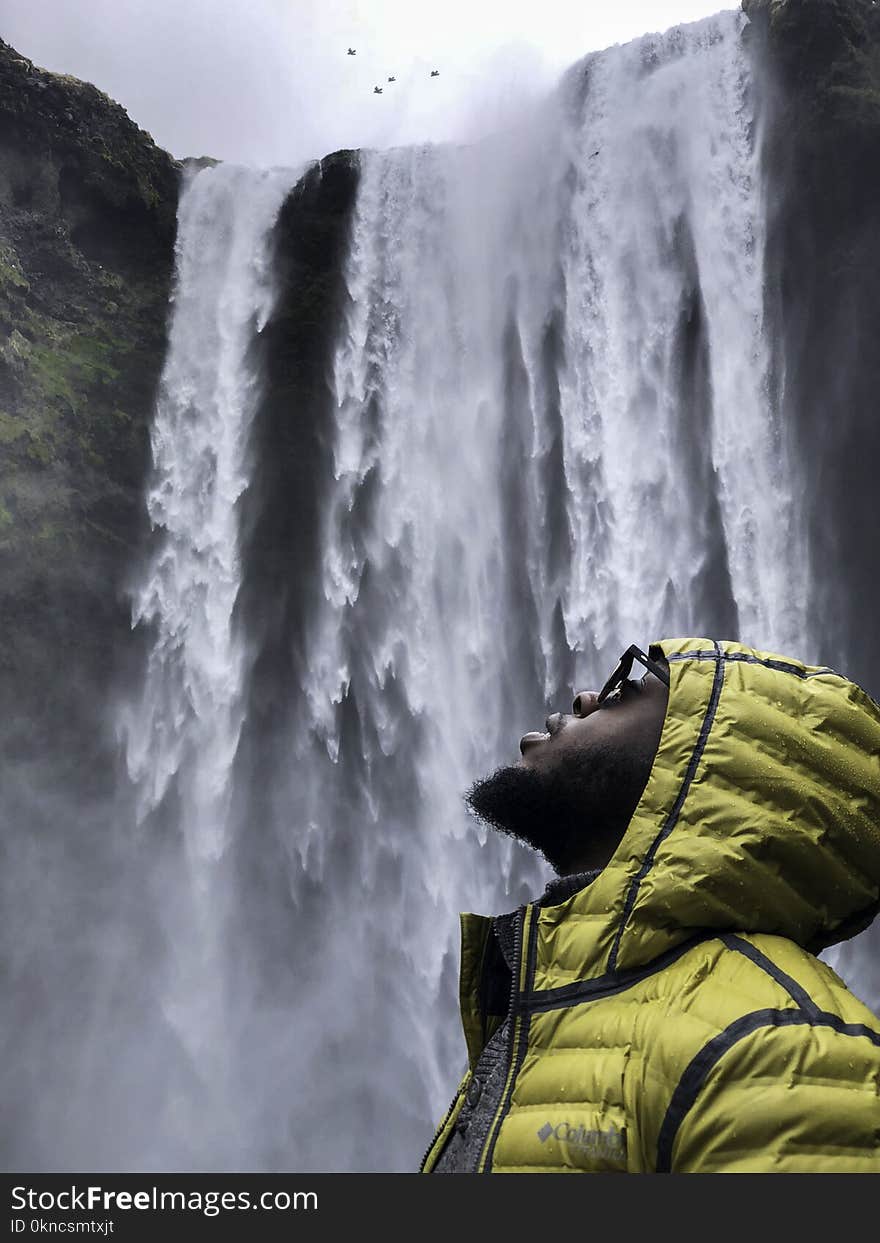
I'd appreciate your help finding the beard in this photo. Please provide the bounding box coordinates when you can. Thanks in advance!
[464,738,655,875]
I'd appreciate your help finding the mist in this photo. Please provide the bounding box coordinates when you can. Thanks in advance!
[3,0,735,163]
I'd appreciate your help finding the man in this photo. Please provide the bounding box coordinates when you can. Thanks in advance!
[420,637,880,1173]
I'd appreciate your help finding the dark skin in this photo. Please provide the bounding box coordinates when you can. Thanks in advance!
[465,669,668,875]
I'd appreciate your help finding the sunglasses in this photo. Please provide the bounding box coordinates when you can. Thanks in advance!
[596,644,671,705]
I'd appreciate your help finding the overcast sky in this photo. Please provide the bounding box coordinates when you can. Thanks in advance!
[3,1,737,167]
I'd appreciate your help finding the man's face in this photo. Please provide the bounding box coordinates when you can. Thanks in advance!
[465,668,668,875]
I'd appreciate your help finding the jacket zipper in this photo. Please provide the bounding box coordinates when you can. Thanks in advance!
[474,903,529,1173]
[419,903,528,1173]
[417,1072,470,1173]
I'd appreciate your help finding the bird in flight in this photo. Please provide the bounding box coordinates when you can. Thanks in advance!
[347,47,356,55]
[374,85,383,94]
[430,69,440,77]
[387,75,396,82]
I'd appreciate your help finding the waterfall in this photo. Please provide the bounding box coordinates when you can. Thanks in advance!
[118,162,295,1162]
[122,163,294,854]
[107,11,867,1175]
[281,8,813,1170]
[558,17,807,656]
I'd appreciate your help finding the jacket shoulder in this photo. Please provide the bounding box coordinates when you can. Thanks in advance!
[704,931,879,1025]
[647,932,880,1172]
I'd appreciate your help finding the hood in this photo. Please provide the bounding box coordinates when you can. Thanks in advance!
[530,636,880,985]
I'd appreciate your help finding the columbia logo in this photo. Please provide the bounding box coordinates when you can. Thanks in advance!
[536,1120,626,1163]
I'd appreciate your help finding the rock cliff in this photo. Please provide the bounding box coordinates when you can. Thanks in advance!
[743,0,880,690]
[0,38,178,779]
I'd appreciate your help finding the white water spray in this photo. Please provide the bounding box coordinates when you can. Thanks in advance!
[558,17,807,660]
[117,163,295,1160]
[122,163,294,859]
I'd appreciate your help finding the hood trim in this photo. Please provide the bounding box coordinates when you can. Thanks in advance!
[607,639,725,972]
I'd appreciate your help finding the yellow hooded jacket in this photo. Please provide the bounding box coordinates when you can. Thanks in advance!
[421,638,880,1173]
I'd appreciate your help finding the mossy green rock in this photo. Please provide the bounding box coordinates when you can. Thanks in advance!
[0,37,180,775]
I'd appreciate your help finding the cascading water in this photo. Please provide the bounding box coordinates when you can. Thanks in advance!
[123,163,295,854]
[285,8,818,1171]
[118,162,295,1163]
[108,10,872,1175]
[558,18,808,657]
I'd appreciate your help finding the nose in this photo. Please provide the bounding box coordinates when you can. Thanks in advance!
[572,690,600,716]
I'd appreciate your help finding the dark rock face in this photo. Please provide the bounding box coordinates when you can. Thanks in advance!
[230,150,360,1006]
[743,0,880,692]
[0,38,179,780]
[237,151,360,785]
[744,0,880,1003]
